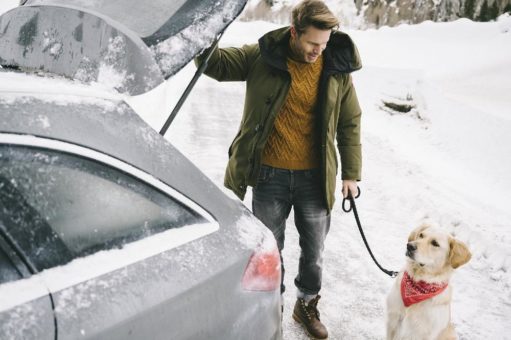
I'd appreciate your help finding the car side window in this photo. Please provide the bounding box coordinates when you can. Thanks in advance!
[0,145,208,272]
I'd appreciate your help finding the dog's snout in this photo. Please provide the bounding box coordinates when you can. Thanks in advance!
[406,242,417,259]
[407,243,417,252]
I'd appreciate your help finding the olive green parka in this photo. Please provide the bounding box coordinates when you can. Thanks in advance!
[196,27,362,211]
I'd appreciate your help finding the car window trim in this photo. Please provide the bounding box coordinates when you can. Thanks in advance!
[0,133,217,225]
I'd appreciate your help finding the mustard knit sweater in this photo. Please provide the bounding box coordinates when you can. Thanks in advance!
[261,54,323,170]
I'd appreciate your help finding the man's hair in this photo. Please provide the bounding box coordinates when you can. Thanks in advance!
[291,0,339,34]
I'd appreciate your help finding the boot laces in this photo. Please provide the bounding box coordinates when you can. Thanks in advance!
[307,295,321,320]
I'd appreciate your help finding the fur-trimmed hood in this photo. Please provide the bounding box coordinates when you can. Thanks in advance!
[258,26,362,74]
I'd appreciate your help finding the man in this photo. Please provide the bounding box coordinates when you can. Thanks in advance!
[196,0,362,338]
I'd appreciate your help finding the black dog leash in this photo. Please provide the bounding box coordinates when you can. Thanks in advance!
[342,188,398,278]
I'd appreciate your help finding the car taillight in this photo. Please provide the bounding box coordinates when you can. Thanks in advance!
[242,245,281,291]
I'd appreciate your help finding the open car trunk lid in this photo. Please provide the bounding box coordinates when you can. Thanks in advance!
[0,0,248,95]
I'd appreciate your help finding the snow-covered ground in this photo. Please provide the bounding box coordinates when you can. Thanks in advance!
[138,17,511,340]
[1,1,510,338]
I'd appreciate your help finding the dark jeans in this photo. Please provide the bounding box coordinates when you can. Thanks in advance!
[252,165,331,296]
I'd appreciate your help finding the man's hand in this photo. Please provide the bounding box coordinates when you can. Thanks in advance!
[342,180,358,198]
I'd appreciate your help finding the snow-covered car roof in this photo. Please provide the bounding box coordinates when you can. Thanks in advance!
[0,70,240,222]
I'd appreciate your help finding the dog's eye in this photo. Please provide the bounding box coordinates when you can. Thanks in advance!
[419,233,424,238]
[431,240,440,247]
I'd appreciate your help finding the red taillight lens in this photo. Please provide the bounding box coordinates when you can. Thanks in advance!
[242,246,281,291]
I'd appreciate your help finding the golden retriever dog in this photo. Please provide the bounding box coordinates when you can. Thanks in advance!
[386,224,471,340]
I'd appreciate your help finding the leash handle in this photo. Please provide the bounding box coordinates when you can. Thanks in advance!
[342,187,360,212]
[342,189,399,278]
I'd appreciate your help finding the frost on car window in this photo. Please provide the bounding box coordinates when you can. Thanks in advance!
[0,145,207,272]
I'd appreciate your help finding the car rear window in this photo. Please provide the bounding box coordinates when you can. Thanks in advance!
[0,145,207,272]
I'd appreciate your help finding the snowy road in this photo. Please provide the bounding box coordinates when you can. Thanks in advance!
[157,19,511,339]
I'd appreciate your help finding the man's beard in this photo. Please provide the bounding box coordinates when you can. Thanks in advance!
[290,40,308,63]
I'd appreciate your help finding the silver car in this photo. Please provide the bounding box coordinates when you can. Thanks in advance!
[0,1,282,339]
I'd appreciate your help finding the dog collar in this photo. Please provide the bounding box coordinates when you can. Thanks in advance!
[401,271,448,307]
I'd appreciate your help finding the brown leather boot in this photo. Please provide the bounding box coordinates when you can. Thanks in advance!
[292,295,328,339]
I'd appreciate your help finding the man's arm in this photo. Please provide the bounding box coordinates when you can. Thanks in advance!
[337,74,362,198]
[194,43,258,82]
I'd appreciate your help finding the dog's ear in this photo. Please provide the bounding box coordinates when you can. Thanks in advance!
[408,224,430,242]
[449,238,471,269]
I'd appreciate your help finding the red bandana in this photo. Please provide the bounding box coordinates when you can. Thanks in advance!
[401,271,448,307]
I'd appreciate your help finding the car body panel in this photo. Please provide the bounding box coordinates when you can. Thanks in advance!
[0,294,55,340]
[44,228,279,339]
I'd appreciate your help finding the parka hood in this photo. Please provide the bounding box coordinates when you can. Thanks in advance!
[258,26,362,74]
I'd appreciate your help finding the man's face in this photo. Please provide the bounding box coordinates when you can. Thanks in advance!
[290,25,331,63]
